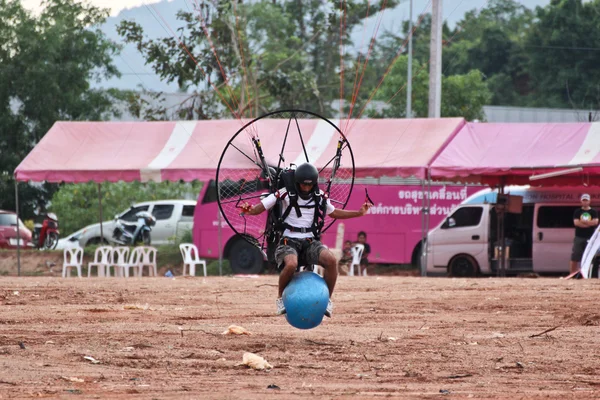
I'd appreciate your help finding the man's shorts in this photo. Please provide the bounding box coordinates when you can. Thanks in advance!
[274,237,327,271]
[571,236,589,262]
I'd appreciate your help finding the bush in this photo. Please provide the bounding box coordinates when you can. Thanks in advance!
[179,229,193,244]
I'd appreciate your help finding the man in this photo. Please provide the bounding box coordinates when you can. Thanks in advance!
[240,163,372,317]
[570,193,599,274]
[356,231,371,275]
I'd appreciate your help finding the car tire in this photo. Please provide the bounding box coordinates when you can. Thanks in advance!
[449,255,478,277]
[411,242,423,267]
[229,239,264,275]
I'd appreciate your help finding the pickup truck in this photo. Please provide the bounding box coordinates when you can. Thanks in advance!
[57,200,196,248]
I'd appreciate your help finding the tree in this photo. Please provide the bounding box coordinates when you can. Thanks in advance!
[442,0,533,105]
[365,0,531,109]
[373,1,532,106]
[372,56,490,121]
[525,0,600,109]
[0,0,124,218]
[441,70,492,121]
[117,0,398,120]
[49,181,202,237]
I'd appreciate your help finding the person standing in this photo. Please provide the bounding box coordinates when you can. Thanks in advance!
[356,231,371,275]
[570,194,599,274]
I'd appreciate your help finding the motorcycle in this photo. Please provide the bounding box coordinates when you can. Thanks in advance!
[112,211,156,246]
[32,213,60,250]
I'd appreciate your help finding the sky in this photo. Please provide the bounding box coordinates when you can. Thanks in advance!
[20,0,159,16]
[21,0,550,18]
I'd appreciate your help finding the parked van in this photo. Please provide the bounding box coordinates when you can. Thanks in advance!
[424,186,600,277]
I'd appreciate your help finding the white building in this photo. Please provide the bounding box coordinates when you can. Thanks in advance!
[482,105,599,123]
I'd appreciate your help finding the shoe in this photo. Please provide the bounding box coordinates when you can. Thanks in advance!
[276,298,286,315]
[324,299,333,318]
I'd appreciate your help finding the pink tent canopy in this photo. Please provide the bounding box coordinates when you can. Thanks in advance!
[14,117,465,183]
[430,122,600,186]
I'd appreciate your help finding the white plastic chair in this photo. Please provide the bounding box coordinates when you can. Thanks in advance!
[137,246,158,277]
[179,243,207,277]
[62,247,84,278]
[109,247,130,278]
[349,243,365,277]
[122,247,142,278]
[87,246,113,277]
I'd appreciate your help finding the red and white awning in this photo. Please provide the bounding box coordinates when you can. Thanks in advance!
[430,122,600,185]
[15,118,465,183]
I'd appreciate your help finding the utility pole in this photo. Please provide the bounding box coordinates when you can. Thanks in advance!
[406,0,413,118]
[428,0,442,118]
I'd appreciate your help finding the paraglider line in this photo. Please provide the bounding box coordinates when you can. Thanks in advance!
[294,116,310,163]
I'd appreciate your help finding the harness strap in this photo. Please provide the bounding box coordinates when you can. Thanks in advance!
[282,224,315,234]
[273,179,326,240]
[297,202,317,208]
[278,190,324,238]
[286,191,302,218]
[312,191,327,240]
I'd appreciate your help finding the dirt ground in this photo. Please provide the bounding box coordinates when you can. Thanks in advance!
[2,270,600,400]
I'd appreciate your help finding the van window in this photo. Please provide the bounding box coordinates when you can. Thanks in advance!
[442,206,483,229]
[537,206,579,228]
[202,180,218,204]
[152,204,175,220]
[181,205,195,220]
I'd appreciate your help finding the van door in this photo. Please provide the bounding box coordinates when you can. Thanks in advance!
[428,204,490,274]
[532,204,578,273]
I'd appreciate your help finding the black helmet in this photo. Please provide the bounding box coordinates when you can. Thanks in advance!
[295,163,319,186]
[295,163,318,200]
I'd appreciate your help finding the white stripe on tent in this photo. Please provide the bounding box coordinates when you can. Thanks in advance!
[568,122,600,165]
[292,119,339,166]
[140,121,197,182]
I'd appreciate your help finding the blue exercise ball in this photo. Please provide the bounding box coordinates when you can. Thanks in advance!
[283,271,330,330]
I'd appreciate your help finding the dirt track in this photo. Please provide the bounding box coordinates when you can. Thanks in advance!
[1,275,599,399]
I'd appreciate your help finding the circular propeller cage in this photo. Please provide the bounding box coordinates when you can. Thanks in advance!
[215,109,355,254]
